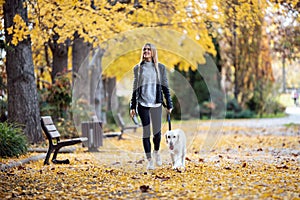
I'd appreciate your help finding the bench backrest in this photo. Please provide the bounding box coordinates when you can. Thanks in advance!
[41,116,61,140]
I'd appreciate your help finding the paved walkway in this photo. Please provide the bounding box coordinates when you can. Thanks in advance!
[219,114,299,128]
[2,107,299,170]
[285,106,300,116]
[195,106,299,129]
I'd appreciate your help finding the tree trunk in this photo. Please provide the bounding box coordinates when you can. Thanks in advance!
[72,48,104,131]
[104,77,118,111]
[49,39,69,82]
[282,54,286,93]
[233,21,239,101]
[4,0,42,143]
[89,49,104,121]
[72,34,91,82]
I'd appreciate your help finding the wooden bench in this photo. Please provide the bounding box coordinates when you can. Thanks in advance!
[115,113,140,140]
[41,116,88,165]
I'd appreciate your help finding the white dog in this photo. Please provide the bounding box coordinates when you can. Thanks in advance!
[165,129,186,169]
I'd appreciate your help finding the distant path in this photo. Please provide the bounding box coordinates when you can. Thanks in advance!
[197,107,300,129]
[218,115,299,128]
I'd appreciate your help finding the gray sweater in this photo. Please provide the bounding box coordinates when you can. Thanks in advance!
[130,62,173,110]
[138,61,160,107]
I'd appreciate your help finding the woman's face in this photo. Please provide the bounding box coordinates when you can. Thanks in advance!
[143,45,152,61]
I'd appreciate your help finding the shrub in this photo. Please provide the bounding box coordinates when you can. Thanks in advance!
[264,100,285,115]
[226,98,242,112]
[0,122,28,158]
[225,109,254,119]
[225,111,235,119]
[56,118,78,139]
[200,101,215,119]
[39,73,72,120]
[236,109,254,118]
[0,98,7,122]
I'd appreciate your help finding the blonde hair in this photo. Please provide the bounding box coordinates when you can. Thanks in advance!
[139,43,160,81]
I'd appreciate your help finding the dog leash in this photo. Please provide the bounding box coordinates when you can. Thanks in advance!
[167,113,171,131]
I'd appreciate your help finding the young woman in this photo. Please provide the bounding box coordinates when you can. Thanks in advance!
[130,43,173,170]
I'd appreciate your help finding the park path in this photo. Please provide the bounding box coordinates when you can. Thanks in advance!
[206,114,299,128]
[1,107,299,171]
[199,106,300,129]
[92,107,299,169]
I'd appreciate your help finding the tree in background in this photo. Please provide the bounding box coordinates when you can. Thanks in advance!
[2,0,299,143]
[266,1,300,92]
[218,0,275,112]
[89,0,222,121]
[28,1,134,123]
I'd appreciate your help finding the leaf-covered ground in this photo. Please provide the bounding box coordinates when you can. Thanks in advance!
[1,119,299,199]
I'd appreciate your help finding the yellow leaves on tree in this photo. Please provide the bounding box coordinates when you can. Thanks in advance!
[7,14,30,46]
[101,27,207,80]
[23,0,134,82]
[26,0,133,47]
[268,0,300,18]
[4,0,218,79]
[3,0,297,85]
[126,0,217,55]
[0,0,4,8]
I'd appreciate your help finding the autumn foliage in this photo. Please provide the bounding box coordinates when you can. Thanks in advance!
[0,120,299,199]
[0,1,299,198]
[1,0,299,113]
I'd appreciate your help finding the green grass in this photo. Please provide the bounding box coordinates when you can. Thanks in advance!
[284,122,300,127]
[254,112,286,119]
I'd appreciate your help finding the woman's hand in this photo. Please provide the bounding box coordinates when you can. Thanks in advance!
[167,108,173,114]
[130,109,136,118]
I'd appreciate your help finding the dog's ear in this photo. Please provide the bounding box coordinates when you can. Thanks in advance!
[165,133,168,143]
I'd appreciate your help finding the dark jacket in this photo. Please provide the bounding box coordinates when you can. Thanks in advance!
[130,62,173,110]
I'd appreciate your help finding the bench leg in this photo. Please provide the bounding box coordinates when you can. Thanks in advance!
[118,130,124,140]
[52,159,70,164]
[52,148,70,164]
[44,147,53,165]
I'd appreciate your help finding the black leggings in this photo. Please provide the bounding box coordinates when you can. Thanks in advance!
[137,104,162,159]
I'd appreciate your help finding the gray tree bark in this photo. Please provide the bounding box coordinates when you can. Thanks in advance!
[282,54,286,93]
[49,37,69,82]
[104,77,118,111]
[89,49,104,120]
[72,34,91,80]
[4,0,43,143]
